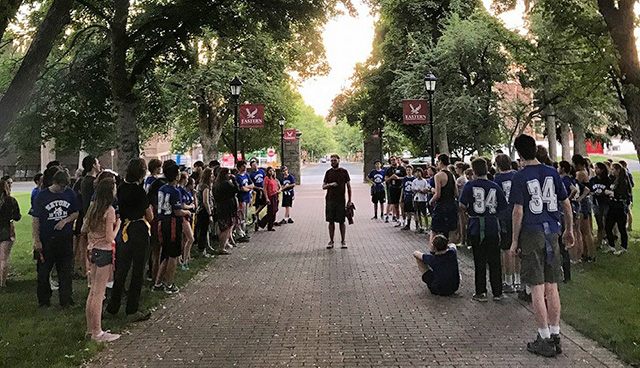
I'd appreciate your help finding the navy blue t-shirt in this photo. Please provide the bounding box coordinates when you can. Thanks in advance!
[178,187,195,211]
[157,184,183,221]
[368,169,386,193]
[459,179,507,237]
[236,173,253,203]
[29,187,41,216]
[33,187,80,240]
[493,171,515,223]
[280,174,296,197]
[422,247,460,295]
[250,169,265,189]
[510,164,568,233]
[144,176,157,192]
[402,177,416,202]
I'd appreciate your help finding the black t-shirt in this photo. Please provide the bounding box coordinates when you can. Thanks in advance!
[147,177,168,210]
[118,182,149,220]
[323,168,351,202]
[80,175,96,215]
[385,165,406,188]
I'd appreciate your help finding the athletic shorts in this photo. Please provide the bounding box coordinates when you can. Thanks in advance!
[158,218,183,260]
[518,229,562,285]
[431,201,458,234]
[254,189,266,207]
[500,223,512,250]
[388,187,402,205]
[282,195,293,208]
[422,270,457,296]
[415,201,427,216]
[403,199,414,213]
[579,198,592,217]
[325,200,346,223]
[371,191,386,204]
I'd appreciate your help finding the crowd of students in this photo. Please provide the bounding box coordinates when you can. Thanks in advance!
[0,156,296,343]
[371,134,634,358]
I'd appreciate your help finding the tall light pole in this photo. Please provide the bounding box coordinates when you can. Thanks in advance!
[230,76,243,164]
[279,117,286,168]
[424,72,437,166]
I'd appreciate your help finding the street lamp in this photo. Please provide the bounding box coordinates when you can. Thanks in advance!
[230,76,243,164]
[279,116,286,168]
[424,72,437,166]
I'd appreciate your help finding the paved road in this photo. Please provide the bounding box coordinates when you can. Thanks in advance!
[301,162,363,185]
[87,179,624,367]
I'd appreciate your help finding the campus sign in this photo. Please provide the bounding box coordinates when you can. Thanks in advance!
[239,104,265,128]
[283,129,297,141]
[402,100,428,125]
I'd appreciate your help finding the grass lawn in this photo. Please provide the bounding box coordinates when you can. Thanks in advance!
[615,153,639,162]
[0,193,212,368]
[558,172,640,365]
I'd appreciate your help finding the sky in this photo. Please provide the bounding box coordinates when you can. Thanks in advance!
[296,0,527,118]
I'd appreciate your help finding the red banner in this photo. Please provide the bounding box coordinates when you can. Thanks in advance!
[283,129,297,141]
[239,104,265,128]
[402,100,428,125]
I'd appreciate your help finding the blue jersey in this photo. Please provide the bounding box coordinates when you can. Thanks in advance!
[427,177,435,203]
[178,187,194,209]
[493,171,516,223]
[510,164,568,233]
[250,169,265,188]
[402,177,416,201]
[29,187,41,216]
[144,176,157,192]
[33,187,80,240]
[459,179,507,237]
[368,169,386,193]
[157,184,183,221]
[280,174,296,197]
[236,173,253,203]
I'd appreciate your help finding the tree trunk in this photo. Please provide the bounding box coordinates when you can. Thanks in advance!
[197,90,230,163]
[573,123,587,157]
[544,107,557,162]
[560,122,572,161]
[114,100,139,172]
[598,0,640,162]
[0,0,75,133]
[0,0,23,39]
[436,123,449,156]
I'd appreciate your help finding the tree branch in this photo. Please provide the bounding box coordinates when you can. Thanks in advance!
[76,0,110,22]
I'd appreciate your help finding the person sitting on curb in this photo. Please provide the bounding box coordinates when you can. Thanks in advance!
[413,235,460,296]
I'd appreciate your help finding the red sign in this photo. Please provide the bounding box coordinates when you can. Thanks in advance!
[267,148,275,158]
[283,129,296,141]
[239,104,265,128]
[402,100,428,125]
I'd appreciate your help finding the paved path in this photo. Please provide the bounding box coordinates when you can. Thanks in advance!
[88,167,625,367]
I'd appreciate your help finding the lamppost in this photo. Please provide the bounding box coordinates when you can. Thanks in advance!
[424,72,437,166]
[279,116,286,168]
[230,76,243,164]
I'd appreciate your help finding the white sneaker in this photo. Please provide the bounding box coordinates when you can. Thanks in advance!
[92,331,121,343]
[106,281,114,289]
[604,247,616,253]
[614,248,627,255]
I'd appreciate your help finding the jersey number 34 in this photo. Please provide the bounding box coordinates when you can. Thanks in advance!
[526,177,558,214]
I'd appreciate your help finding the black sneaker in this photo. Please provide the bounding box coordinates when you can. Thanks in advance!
[152,284,164,292]
[518,290,532,303]
[503,284,516,293]
[287,218,294,224]
[401,225,410,231]
[165,284,180,294]
[472,293,488,302]
[551,334,562,354]
[527,334,557,357]
[371,216,377,220]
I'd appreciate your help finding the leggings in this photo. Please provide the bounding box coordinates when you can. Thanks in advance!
[196,210,211,251]
[606,201,628,249]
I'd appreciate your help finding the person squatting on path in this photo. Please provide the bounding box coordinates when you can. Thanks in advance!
[459,158,508,302]
[323,154,352,249]
[82,177,121,343]
[0,176,20,287]
[107,158,154,320]
[509,134,574,358]
[367,160,386,220]
[278,166,296,225]
[33,168,80,307]
[413,235,460,296]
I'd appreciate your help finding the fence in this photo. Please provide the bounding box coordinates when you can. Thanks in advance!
[0,165,41,181]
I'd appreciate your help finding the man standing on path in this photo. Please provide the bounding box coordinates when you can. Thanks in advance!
[509,134,574,358]
[249,159,266,224]
[322,154,352,249]
[385,156,406,226]
[367,160,386,220]
[429,154,458,246]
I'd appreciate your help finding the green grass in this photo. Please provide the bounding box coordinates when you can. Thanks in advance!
[615,153,639,162]
[0,193,212,368]
[559,172,640,365]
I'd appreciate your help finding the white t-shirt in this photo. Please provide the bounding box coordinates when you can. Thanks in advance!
[412,178,429,202]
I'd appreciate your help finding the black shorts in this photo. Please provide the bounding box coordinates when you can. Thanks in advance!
[500,222,512,250]
[91,248,113,267]
[422,270,457,296]
[403,199,414,213]
[326,200,346,223]
[388,187,402,205]
[282,195,293,208]
[371,191,386,204]
[158,218,183,260]
[415,201,427,216]
[431,201,458,234]
[254,189,266,207]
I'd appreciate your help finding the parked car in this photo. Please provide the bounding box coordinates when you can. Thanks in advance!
[320,157,327,163]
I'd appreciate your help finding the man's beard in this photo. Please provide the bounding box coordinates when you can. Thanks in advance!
[331,162,339,168]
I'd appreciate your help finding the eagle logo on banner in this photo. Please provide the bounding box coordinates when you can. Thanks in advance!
[246,108,258,119]
[409,103,422,115]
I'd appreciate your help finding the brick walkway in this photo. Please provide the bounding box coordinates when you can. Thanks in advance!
[88,182,626,367]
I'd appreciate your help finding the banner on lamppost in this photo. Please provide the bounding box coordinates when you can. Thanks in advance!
[402,100,429,125]
[283,129,297,141]
[239,104,265,128]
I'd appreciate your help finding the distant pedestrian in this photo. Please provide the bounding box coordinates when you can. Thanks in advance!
[322,154,352,249]
[257,167,280,231]
[384,156,406,226]
[234,161,253,241]
[401,166,415,230]
[604,163,632,255]
[278,166,296,224]
[0,176,20,287]
[249,160,267,224]
[411,168,429,233]
[367,160,386,220]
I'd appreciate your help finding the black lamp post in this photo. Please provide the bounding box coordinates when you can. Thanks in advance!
[230,76,243,164]
[279,116,286,168]
[424,72,437,166]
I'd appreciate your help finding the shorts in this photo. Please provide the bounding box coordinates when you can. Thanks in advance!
[371,191,386,204]
[500,223,512,250]
[579,199,592,217]
[403,199,414,213]
[388,187,401,205]
[282,195,293,208]
[431,201,458,234]
[91,248,113,267]
[518,229,562,285]
[325,200,346,223]
[158,218,183,260]
[415,201,427,216]
[254,189,266,207]
[422,270,457,296]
